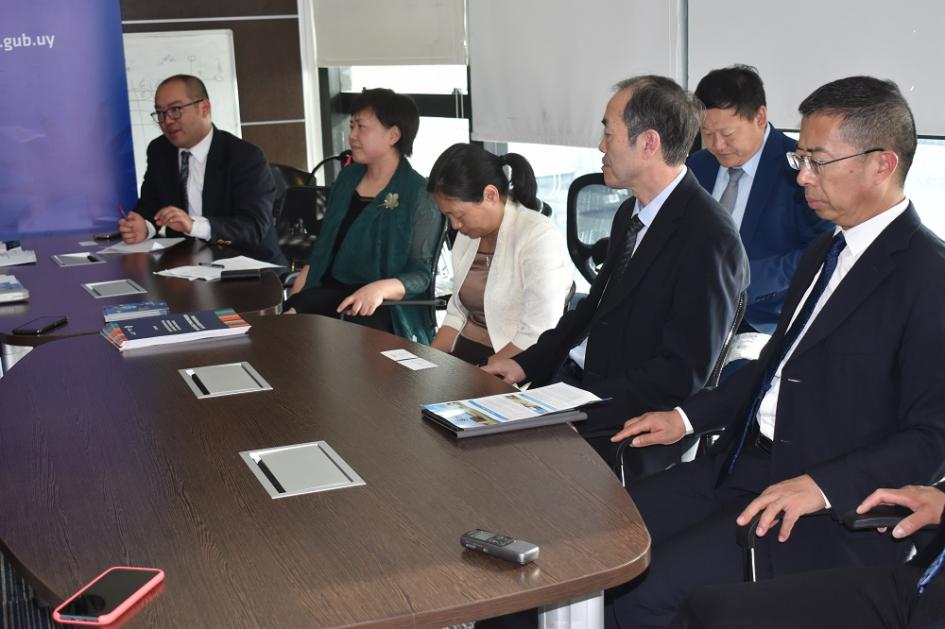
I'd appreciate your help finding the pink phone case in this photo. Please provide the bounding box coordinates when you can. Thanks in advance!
[52,566,164,626]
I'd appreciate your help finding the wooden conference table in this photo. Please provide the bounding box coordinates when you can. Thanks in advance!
[0,233,284,347]
[0,314,650,627]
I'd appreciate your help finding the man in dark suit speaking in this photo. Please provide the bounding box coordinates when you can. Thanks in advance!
[118,74,286,265]
[608,76,945,628]
[484,75,749,474]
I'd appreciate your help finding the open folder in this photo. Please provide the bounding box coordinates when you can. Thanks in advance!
[422,382,604,438]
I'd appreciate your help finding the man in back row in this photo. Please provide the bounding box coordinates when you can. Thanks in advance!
[119,74,286,265]
[688,65,829,358]
[610,76,945,627]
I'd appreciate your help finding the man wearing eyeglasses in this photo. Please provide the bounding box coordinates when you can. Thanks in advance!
[603,76,945,628]
[118,74,286,265]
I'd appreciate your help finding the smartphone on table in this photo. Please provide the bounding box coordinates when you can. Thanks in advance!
[11,315,67,335]
[52,566,164,625]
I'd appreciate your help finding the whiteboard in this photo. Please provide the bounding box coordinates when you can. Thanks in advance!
[123,30,242,191]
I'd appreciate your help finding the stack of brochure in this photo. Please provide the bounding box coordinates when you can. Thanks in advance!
[103,301,170,322]
[101,308,250,351]
[422,382,602,438]
[0,248,37,267]
[0,274,29,303]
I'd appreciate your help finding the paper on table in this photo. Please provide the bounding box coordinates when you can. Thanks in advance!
[213,256,284,271]
[399,357,437,370]
[380,348,438,370]
[154,265,221,282]
[98,238,184,254]
[462,383,600,422]
[0,249,37,267]
[381,349,417,361]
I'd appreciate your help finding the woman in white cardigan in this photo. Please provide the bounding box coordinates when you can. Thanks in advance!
[427,143,572,365]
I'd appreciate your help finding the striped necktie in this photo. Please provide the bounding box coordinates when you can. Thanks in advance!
[179,150,191,212]
[610,214,645,284]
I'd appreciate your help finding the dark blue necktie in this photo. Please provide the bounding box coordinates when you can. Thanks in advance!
[725,232,847,474]
[918,544,945,594]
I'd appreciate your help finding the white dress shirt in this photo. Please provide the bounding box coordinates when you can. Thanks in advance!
[569,166,688,368]
[146,127,213,240]
[709,125,770,228]
[677,198,911,444]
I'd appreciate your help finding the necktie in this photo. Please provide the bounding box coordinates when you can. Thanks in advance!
[918,544,945,594]
[610,214,645,284]
[179,150,191,212]
[724,232,847,474]
[718,167,744,213]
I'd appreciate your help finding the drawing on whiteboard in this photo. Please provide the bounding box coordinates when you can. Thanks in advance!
[123,30,241,192]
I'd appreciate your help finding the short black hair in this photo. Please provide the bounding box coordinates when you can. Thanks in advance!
[799,76,916,186]
[614,75,703,166]
[157,74,209,101]
[694,65,766,120]
[350,88,420,157]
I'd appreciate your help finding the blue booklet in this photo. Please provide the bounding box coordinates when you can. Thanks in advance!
[0,274,29,303]
[103,301,169,322]
[101,308,250,351]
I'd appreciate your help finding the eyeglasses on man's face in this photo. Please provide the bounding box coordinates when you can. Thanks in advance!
[786,148,884,175]
[151,98,204,123]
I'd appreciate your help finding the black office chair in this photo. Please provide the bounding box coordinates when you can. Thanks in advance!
[270,163,310,205]
[339,216,450,341]
[736,504,932,583]
[615,290,748,486]
[566,173,631,284]
[277,152,354,277]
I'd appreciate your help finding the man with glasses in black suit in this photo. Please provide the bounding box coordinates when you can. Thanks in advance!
[119,74,285,265]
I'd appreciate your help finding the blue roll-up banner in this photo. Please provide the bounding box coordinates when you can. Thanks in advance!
[0,0,137,239]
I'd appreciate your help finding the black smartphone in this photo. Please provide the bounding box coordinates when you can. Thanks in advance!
[12,315,68,335]
[93,231,121,241]
[53,566,164,625]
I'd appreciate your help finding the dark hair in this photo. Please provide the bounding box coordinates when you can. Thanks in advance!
[694,64,766,119]
[799,76,916,185]
[614,75,703,166]
[427,144,540,210]
[157,74,209,101]
[350,88,420,156]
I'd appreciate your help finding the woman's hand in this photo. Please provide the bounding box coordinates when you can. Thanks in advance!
[337,278,405,317]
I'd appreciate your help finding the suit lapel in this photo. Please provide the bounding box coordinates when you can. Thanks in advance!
[691,157,719,191]
[790,206,919,360]
[738,125,782,249]
[593,174,689,320]
[201,128,224,217]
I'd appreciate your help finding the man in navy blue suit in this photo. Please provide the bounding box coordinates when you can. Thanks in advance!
[688,66,830,344]
[608,76,945,628]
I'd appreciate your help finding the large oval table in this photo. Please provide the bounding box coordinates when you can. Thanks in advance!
[0,233,284,347]
[0,314,649,627]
